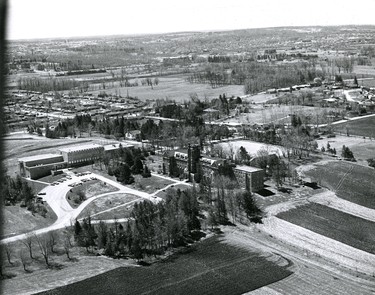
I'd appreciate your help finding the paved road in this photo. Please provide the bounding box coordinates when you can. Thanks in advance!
[0,172,165,245]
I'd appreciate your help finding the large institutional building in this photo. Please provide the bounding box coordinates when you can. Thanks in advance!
[19,143,133,179]
[163,145,264,192]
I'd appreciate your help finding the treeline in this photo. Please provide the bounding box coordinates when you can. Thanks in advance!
[17,77,80,93]
[56,68,106,76]
[2,175,48,216]
[74,187,201,259]
[208,55,231,63]
[187,61,325,93]
[101,145,152,184]
[45,115,140,139]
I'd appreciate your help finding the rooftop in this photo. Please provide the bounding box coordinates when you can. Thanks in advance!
[234,165,263,173]
[59,143,103,153]
[19,153,63,163]
[104,143,134,151]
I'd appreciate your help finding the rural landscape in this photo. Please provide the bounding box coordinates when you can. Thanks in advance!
[1,19,375,295]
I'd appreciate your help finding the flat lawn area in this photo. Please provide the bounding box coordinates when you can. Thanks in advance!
[2,204,57,238]
[277,203,375,254]
[155,184,191,199]
[334,116,375,138]
[77,193,140,220]
[222,105,337,125]
[38,173,68,184]
[38,236,292,295]
[303,161,375,209]
[67,180,118,208]
[217,140,284,157]
[130,175,175,193]
[87,75,244,102]
[24,179,49,193]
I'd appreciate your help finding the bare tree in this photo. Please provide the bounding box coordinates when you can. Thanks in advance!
[48,232,58,253]
[63,238,72,260]
[36,235,51,267]
[22,233,35,260]
[3,245,14,266]
[19,249,30,272]
[64,226,74,247]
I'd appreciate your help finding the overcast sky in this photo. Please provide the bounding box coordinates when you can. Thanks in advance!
[7,0,375,40]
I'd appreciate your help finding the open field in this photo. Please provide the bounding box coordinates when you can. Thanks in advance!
[130,174,175,193]
[353,65,375,77]
[77,193,140,220]
[316,134,375,165]
[1,232,137,295]
[217,139,284,157]
[2,205,57,238]
[299,160,375,209]
[333,116,375,138]
[87,75,245,102]
[277,203,375,254]
[66,180,118,209]
[37,236,292,295]
[220,105,338,125]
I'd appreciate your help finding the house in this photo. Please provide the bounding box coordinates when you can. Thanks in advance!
[125,130,141,141]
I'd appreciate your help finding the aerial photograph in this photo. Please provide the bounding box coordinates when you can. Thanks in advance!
[1,0,375,294]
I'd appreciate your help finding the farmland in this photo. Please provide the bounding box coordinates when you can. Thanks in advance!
[277,203,375,254]
[300,161,375,209]
[37,236,292,295]
[334,115,375,138]
[87,75,245,103]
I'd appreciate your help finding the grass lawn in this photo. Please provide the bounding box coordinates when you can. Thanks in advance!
[37,236,292,295]
[130,175,175,194]
[277,203,375,254]
[334,116,375,138]
[217,140,284,157]
[303,161,375,209]
[24,179,49,193]
[66,180,119,209]
[77,193,141,220]
[87,75,245,102]
[2,204,57,238]
[38,173,68,184]
[155,184,192,199]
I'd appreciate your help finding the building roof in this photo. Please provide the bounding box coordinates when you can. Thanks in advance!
[234,165,263,173]
[18,153,63,163]
[59,143,103,153]
[104,143,134,151]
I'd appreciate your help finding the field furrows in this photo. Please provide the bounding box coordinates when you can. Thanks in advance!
[263,217,375,274]
[224,226,375,295]
[310,191,375,222]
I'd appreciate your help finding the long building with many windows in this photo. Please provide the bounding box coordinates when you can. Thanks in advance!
[163,145,264,192]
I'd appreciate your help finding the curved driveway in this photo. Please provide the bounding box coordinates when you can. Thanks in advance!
[0,172,165,244]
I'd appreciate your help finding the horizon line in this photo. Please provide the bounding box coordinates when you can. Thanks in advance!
[7,23,375,42]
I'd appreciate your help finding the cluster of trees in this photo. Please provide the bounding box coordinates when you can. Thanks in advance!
[17,77,80,92]
[187,61,324,93]
[103,146,151,184]
[321,142,337,155]
[243,126,278,145]
[1,175,48,216]
[208,55,231,63]
[341,145,355,160]
[74,187,201,259]
[199,175,263,225]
